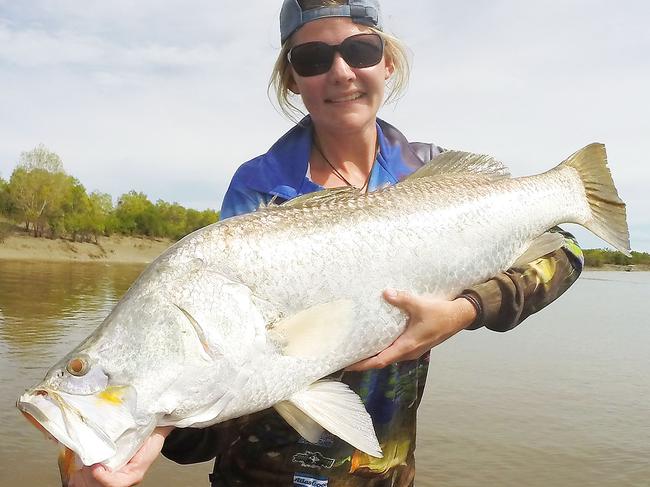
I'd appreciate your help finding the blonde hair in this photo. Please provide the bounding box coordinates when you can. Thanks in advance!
[269,26,411,123]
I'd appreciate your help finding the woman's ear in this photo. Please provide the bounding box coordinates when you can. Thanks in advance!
[288,74,300,94]
[384,57,395,80]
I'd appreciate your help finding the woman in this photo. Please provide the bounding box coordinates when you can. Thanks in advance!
[73,1,583,486]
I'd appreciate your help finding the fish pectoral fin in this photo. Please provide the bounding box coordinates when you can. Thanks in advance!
[163,370,250,429]
[405,150,510,181]
[268,300,355,359]
[165,392,234,429]
[174,304,219,361]
[512,232,566,268]
[275,380,382,458]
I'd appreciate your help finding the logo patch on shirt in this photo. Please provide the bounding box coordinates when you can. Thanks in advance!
[292,451,335,469]
[293,472,328,487]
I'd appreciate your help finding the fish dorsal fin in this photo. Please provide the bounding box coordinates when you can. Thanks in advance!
[405,150,511,181]
[268,300,355,358]
[272,187,361,210]
[512,232,566,268]
[274,380,382,457]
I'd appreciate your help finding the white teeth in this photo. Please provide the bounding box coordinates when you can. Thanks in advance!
[330,93,363,103]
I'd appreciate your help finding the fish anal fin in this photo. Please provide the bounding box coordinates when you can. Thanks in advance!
[277,380,382,458]
[274,401,324,443]
[513,232,565,268]
[269,300,355,359]
[405,150,511,181]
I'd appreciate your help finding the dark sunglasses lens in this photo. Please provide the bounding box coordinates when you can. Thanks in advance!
[290,42,334,77]
[289,34,383,77]
[341,34,384,68]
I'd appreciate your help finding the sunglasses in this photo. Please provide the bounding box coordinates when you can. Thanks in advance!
[288,33,384,77]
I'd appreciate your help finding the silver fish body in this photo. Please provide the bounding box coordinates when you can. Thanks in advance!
[17,144,629,478]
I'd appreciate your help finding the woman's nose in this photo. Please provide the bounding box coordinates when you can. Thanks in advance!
[328,52,355,82]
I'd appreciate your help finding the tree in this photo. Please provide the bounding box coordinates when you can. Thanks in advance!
[86,192,115,241]
[62,178,91,242]
[4,145,70,237]
[115,191,154,235]
[184,208,219,237]
[0,174,9,216]
[19,143,64,173]
[8,165,70,237]
[155,200,187,239]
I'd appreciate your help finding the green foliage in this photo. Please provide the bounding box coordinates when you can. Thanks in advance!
[0,175,9,215]
[186,208,220,234]
[2,145,219,241]
[8,164,71,237]
[115,191,155,236]
[583,249,650,267]
[87,192,115,239]
[19,143,64,173]
[114,192,219,239]
[60,180,115,242]
[583,250,604,267]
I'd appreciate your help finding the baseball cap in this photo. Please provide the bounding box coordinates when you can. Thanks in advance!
[280,0,383,44]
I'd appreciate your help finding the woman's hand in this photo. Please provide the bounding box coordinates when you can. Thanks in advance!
[346,289,477,371]
[67,427,174,487]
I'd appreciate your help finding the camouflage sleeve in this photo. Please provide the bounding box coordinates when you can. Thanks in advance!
[162,427,221,464]
[162,409,273,465]
[461,227,584,332]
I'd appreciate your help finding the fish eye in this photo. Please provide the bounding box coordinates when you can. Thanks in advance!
[66,357,89,377]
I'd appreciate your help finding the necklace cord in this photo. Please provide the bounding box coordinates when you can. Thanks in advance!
[312,138,375,193]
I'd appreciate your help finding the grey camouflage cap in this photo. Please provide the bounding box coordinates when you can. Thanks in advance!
[280,0,383,44]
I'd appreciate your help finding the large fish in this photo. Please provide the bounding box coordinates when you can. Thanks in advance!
[17,143,629,483]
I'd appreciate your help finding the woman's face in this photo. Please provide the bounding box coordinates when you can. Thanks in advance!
[288,17,394,135]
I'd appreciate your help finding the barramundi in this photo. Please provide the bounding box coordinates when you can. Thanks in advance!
[17,143,629,483]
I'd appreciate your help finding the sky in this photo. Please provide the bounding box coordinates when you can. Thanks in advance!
[0,0,648,251]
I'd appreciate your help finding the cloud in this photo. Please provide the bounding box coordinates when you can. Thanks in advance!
[0,0,648,250]
[0,22,225,73]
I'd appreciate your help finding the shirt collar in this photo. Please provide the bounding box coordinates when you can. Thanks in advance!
[247,116,421,198]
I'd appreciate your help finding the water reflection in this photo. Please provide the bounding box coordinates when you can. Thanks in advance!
[0,261,142,353]
[0,261,146,479]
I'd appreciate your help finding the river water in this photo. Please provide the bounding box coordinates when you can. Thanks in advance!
[0,261,648,486]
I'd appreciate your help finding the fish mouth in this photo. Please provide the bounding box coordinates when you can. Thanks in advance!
[18,388,118,466]
[17,385,148,470]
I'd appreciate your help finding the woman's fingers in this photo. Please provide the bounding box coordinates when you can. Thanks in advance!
[382,288,418,315]
[70,427,174,487]
[346,292,477,372]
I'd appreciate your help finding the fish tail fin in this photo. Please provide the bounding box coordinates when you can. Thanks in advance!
[562,143,631,256]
